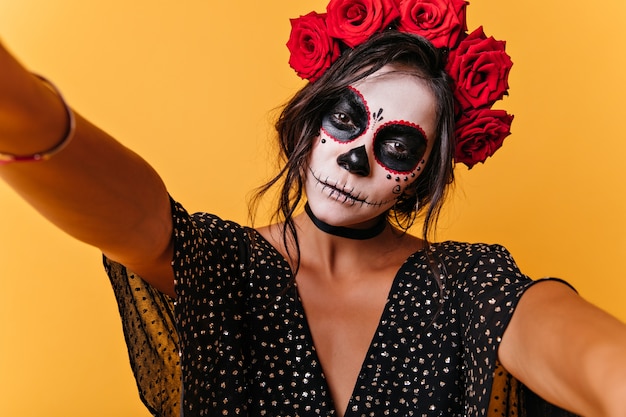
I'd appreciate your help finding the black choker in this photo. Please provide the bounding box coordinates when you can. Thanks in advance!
[304,203,387,240]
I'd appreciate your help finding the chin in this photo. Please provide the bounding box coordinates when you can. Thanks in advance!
[307,197,389,228]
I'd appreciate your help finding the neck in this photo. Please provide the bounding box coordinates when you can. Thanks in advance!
[304,203,387,240]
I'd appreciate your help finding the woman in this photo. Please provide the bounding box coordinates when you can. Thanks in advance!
[2,1,626,416]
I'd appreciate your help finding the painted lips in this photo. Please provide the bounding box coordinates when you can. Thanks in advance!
[310,169,390,208]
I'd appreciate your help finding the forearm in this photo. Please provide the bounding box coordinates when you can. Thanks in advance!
[0,42,173,280]
[499,280,626,416]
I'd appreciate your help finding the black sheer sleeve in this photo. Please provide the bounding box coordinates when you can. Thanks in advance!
[104,258,181,417]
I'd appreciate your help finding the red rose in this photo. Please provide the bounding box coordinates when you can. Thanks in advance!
[287,12,341,82]
[454,108,513,168]
[326,0,400,48]
[396,0,468,49]
[446,26,513,110]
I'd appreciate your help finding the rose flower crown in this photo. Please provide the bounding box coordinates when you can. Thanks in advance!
[286,0,513,169]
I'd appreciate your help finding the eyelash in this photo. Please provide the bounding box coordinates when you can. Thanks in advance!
[381,140,411,159]
[331,112,356,130]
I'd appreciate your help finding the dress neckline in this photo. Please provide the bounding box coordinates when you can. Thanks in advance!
[249,228,446,416]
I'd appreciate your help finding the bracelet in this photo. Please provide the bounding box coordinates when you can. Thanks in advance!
[0,73,76,165]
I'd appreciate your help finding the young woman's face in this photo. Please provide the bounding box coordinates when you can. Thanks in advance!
[305,65,437,229]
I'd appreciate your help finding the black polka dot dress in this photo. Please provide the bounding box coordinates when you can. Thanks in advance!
[105,199,578,417]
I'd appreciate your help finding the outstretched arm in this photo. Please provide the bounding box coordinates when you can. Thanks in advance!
[499,280,626,416]
[0,42,175,296]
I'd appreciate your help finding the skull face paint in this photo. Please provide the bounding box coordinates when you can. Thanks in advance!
[305,65,437,229]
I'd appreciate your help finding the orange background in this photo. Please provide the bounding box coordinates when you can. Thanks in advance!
[1,1,625,415]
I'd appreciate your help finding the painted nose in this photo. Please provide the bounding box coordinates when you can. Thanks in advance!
[337,145,370,176]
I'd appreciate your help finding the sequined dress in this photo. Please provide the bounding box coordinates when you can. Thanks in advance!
[104,199,578,417]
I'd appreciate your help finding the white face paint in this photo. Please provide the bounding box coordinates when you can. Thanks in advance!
[305,65,438,229]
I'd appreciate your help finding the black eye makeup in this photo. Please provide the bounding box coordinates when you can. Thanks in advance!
[373,121,428,173]
[321,87,369,143]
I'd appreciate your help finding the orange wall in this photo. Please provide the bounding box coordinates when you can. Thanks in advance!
[1,1,625,416]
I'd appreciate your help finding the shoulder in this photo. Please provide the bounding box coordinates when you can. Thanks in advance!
[425,240,532,293]
[169,199,266,267]
[170,199,251,239]
[428,240,517,269]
